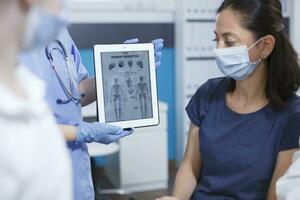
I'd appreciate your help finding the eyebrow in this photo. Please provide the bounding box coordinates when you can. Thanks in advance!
[214,31,239,38]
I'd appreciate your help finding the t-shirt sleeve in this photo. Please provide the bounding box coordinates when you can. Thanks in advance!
[60,28,89,83]
[185,83,209,127]
[74,44,89,83]
[279,112,300,151]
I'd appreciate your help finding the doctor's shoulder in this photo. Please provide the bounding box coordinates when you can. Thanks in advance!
[57,27,75,48]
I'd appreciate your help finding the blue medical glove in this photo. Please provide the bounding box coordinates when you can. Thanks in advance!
[152,38,164,69]
[124,38,164,69]
[76,122,134,145]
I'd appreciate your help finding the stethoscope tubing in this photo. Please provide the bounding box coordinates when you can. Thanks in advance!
[45,40,82,105]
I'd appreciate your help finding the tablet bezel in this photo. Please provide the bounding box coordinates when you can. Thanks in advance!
[93,43,159,129]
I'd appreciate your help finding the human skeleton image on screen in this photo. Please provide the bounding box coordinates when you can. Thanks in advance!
[101,51,153,123]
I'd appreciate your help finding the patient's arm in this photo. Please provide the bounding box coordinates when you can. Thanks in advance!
[157,122,202,200]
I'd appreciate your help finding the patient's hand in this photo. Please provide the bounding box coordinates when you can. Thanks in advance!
[156,196,180,200]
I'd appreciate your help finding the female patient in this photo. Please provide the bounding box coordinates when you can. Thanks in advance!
[158,0,300,199]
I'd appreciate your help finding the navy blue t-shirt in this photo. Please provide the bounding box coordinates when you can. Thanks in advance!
[186,77,300,200]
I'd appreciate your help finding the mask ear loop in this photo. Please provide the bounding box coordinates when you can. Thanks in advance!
[248,37,265,50]
[248,37,265,64]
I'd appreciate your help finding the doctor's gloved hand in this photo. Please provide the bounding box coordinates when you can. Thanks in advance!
[123,38,164,69]
[75,122,134,145]
[152,38,164,69]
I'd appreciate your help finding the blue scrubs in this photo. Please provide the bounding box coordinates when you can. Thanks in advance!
[20,28,94,200]
[186,77,300,200]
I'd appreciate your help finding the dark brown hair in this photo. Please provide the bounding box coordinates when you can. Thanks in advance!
[218,0,300,109]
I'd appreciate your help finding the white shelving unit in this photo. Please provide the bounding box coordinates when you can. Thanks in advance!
[175,0,223,166]
[69,0,176,23]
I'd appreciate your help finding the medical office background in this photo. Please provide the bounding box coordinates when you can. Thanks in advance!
[68,0,300,192]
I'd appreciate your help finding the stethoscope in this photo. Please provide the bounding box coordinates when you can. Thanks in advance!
[45,40,85,105]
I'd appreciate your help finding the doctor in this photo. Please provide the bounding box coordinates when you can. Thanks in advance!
[20,27,163,200]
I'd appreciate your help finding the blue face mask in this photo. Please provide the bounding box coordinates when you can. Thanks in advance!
[213,39,263,80]
[22,3,68,52]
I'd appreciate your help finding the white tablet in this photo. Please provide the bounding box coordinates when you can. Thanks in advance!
[94,43,159,129]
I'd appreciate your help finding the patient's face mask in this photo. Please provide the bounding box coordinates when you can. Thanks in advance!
[213,38,263,80]
[22,0,69,51]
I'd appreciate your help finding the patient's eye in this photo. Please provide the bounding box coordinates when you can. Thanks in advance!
[225,40,236,47]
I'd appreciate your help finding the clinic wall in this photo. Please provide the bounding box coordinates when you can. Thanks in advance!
[69,24,176,163]
[292,1,300,57]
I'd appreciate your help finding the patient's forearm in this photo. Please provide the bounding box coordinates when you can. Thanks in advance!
[172,161,200,200]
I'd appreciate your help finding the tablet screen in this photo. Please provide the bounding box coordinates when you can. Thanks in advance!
[100,51,153,123]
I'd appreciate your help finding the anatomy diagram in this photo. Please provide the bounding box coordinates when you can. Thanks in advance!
[110,78,124,120]
[136,76,150,118]
[102,51,153,122]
